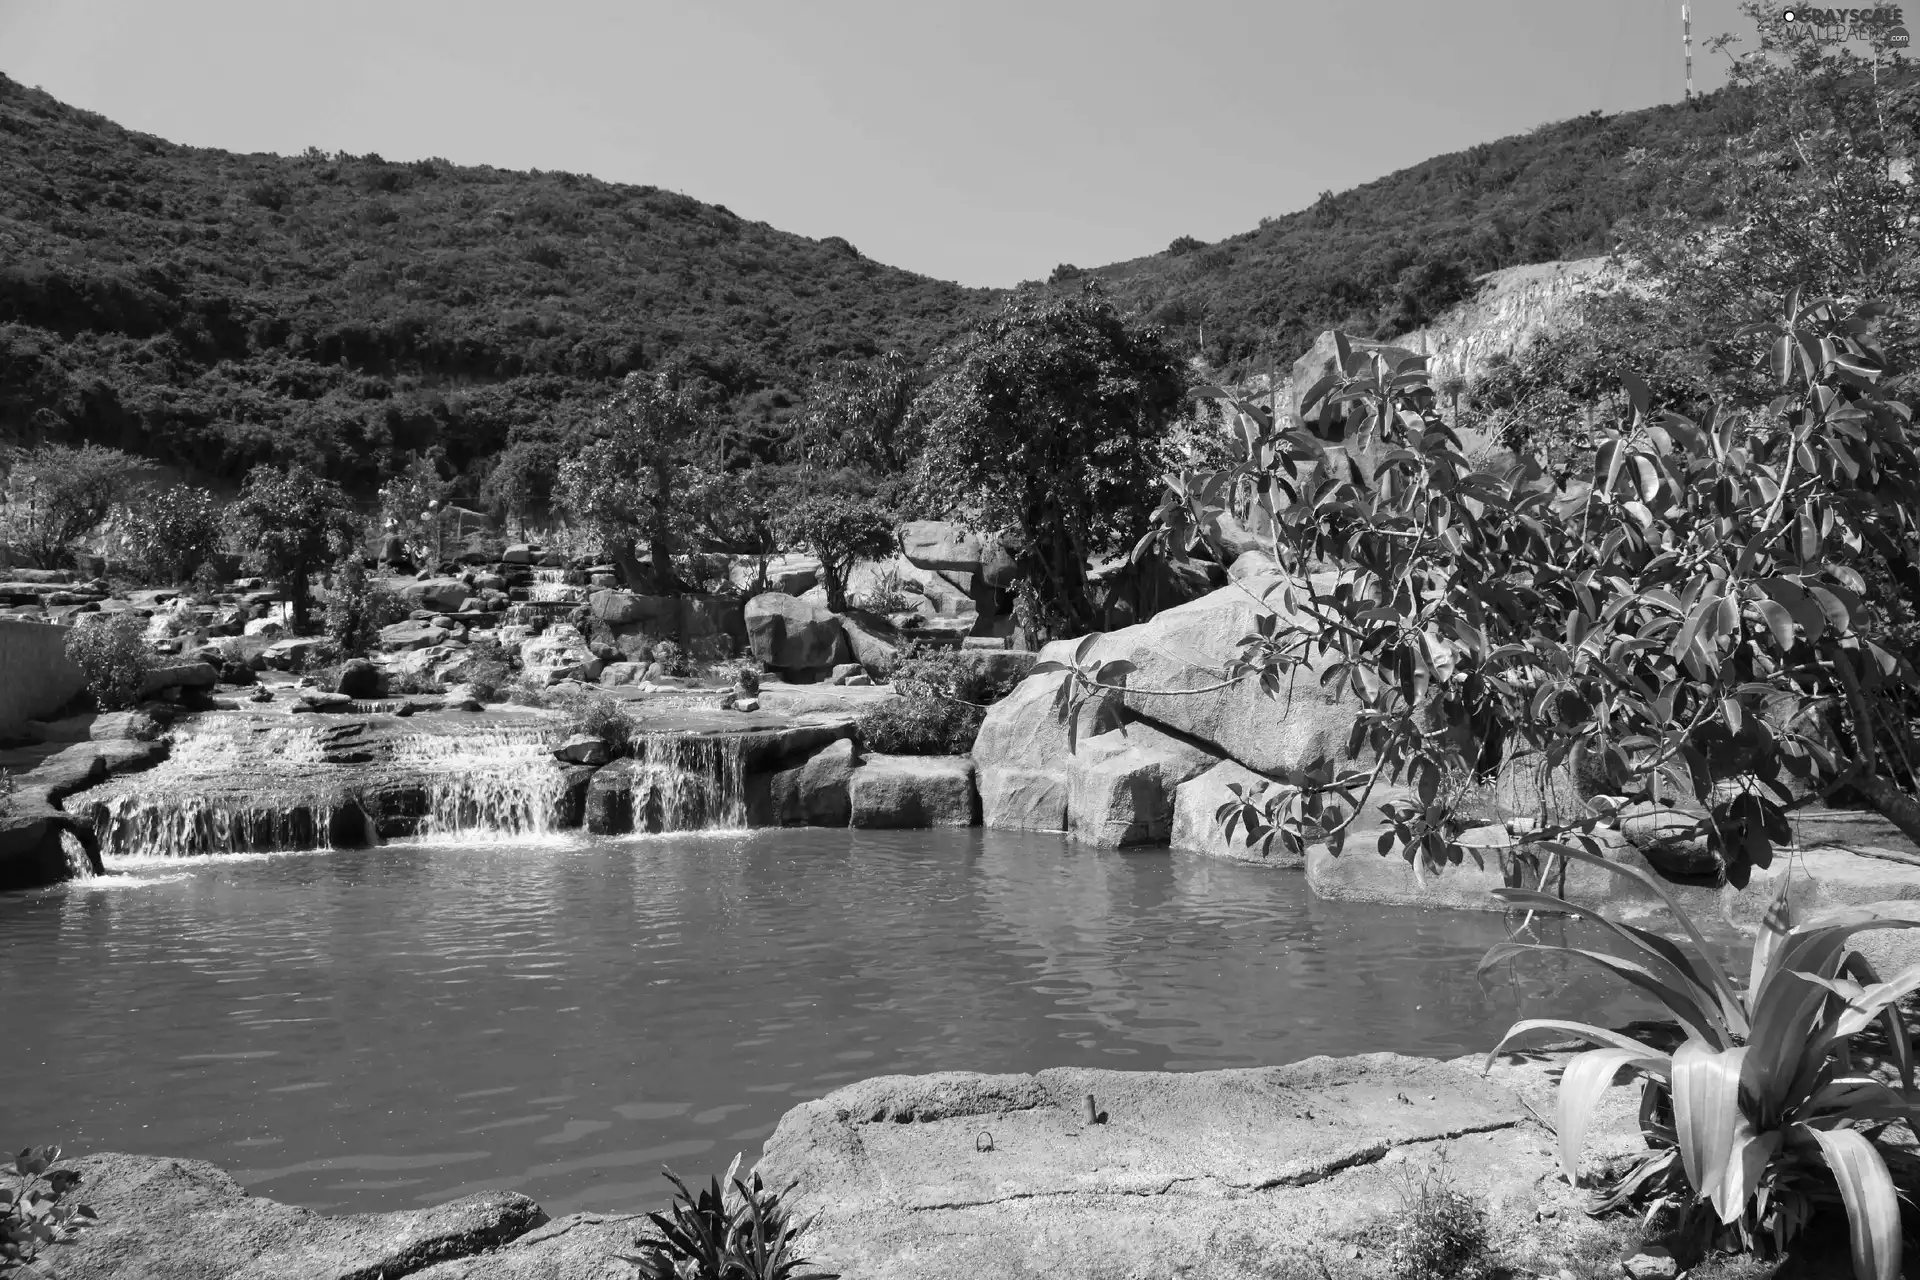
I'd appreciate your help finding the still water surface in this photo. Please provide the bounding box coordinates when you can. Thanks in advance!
[0,830,1650,1216]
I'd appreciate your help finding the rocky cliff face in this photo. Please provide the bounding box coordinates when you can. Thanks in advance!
[1389,256,1620,389]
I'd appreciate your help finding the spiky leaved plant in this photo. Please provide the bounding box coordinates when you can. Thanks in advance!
[1484,842,1920,1280]
[621,1155,837,1280]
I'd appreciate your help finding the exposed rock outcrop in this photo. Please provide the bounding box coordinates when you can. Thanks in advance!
[849,754,978,828]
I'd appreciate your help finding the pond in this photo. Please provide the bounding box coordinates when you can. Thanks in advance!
[0,829,1652,1218]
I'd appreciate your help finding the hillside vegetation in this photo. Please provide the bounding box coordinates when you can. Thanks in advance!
[0,73,988,490]
[1,71,1764,494]
[1062,94,1756,370]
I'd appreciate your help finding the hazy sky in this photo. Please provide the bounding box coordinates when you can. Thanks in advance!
[1,0,1758,287]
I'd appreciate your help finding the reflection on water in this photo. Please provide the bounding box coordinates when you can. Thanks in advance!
[0,829,1657,1216]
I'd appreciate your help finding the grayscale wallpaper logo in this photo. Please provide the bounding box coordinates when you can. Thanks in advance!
[1781,6,1911,44]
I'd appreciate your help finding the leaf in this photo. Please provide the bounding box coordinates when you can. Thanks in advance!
[1753,599,1797,650]
[1800,1124,1902,1280]
[1542,1047,1661,1187]
[1622,371,1653,418]
[1670,1041,1748,1206]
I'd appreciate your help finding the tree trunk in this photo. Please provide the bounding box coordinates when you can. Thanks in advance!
[1849,770,1920,847]
[651,458,676,593]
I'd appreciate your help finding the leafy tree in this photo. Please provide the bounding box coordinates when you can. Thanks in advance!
[1105,292,1920,893]
[1,444,141,569]
[232,463,358,631]
[377,448,454,566]
[115,483,225,584]
[789,352,919,474]
[481,441,557,539]
[772,476,896,611]
[913,287,1190,637]
[65,612,152,710]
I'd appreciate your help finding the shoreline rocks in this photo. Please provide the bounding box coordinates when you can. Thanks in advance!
[26,1049,1659,1280]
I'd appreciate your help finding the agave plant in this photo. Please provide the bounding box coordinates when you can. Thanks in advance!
[621,1155,837,1280]
[1484,842,1920,1280]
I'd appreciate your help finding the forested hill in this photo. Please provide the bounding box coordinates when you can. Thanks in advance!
[2,69,1765,495]
[1058,91,1759,372]
[0,73,990,490]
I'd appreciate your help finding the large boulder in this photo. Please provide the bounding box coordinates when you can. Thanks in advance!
[756,1053,1643,1280]
[1067,724,1218,847]
[1171,759,1295,866]
[971,674,1119,832]
[850,754,979,828]
[768,738,857,826]
[585,758,637,835]
[379,618,452,651]
[745,592,848,672]
[1050,574,1353,778]
[898,520,984,573]
[394,577,472,614]
[588,589,671,627]
[30,1151,545,1280]
[1290,330,1421,430]
[334,658,385,699]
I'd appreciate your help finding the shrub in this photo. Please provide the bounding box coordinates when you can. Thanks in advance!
[619,1158,835,1280]
[852,563,911,614]
[650,639,689,677]
[1385,1154,1492,1280]
[65,613,152,710]
[856,696,982,756]
[2,1144,100,1272]
[552,688,634,755]
[232,464,358,632]
[458,638,514,701]
[117,484,225,585]
[1487,844,1920,1278]
[324,558,404,656]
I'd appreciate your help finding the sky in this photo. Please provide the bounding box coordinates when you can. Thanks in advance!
[0,0,1760,288]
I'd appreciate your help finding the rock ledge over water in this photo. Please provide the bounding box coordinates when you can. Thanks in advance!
[29,1053,1655,1280]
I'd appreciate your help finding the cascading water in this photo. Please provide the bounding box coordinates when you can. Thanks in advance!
[91,723,351,861]
[628,733,747,833]
[59,831,95,880]
[392,727,568,841]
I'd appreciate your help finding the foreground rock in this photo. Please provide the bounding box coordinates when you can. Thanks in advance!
[754,1052,1644,1280]
[39,1151,545,1280]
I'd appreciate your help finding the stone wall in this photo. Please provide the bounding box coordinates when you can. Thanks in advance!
[0,618,82,732]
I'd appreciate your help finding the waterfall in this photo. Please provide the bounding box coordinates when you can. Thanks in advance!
[532,568,568,584]
[94,791,346,860]
[91,723,349,861]
[60,831,95,880]
[393,727,568,841]
[629,733,747,833]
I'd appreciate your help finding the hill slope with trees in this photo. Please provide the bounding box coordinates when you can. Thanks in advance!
[0,70,1780,496]
[0,73,990,491]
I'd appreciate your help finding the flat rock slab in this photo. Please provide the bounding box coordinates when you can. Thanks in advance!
[756,1053,1637,1280]
[409,1212,647,1279]
[39,1152,545,1279]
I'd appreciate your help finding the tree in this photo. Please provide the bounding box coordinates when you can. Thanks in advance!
[232,463,358,631]
[115,484,225,584]
[913,286,1190,637]
[554,373,714,592]
[377,448,454,566]
[481,441,557,539]
[1,444,141,569]
[1088,292,1920,893]
[772,476,897,612]
[790,352,919,474]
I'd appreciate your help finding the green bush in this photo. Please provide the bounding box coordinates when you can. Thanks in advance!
[1384,1156,1492,1280]
[856,695,982,756]
[324,558,406,656]
[552,688,634,755]
[3,1144,100,1272]
[650,639,689,677]
[857,644,1020,756]
[458,638,514,701]
[65,613,152,710]
[118,483,225,585]
[620,1159,834,1280]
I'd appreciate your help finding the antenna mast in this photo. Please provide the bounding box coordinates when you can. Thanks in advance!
[1682,4,1694,102]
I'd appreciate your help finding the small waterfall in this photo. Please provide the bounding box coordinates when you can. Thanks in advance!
[532,568,568,584]
[60,831,95,880]
[394,728,568,840]
[94,792,344,860]
[629,733,747,833]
